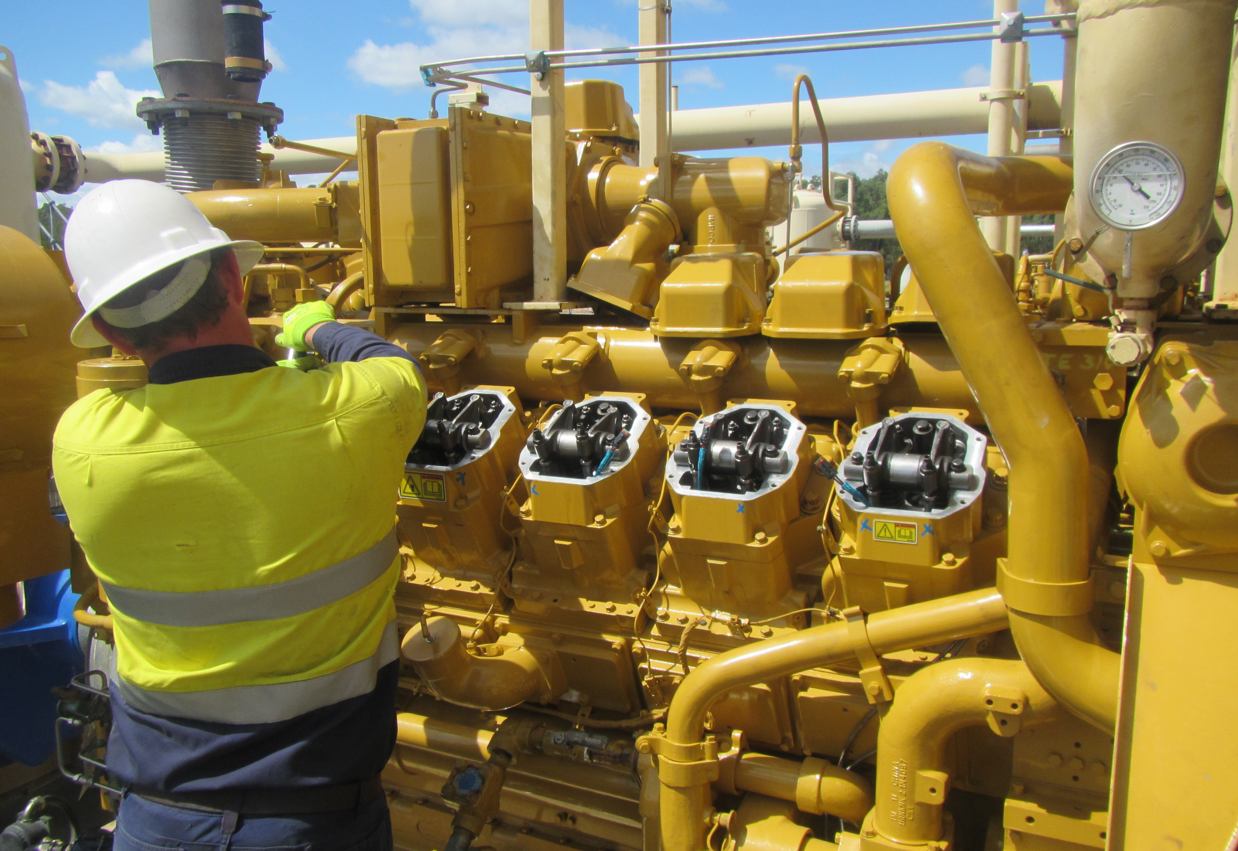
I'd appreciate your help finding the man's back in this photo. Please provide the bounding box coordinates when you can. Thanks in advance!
[54,343,425,791]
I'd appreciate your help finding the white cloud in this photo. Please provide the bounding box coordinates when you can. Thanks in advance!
[348,0,623,102]
[565,23,626,51]
[871,139,893,153]
[86,134,162,155]
[831,145,893,179]
[348,40,452,90]
[679,65,722,90]
[101,38,153,70]
[37,71,159,132]
[410,0,526,30]
[960,64,989,87]
[265,39,288,72]
[774,63,809,82]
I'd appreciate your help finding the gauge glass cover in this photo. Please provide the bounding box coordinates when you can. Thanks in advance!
[1089,142,1185,231]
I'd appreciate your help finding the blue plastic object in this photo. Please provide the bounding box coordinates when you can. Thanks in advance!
[0,571,83,766]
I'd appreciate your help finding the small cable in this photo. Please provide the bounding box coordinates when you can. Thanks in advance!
[846,748,877,771]
[815,457,868,505]
[746,606,842,627]
[837,706,879,768]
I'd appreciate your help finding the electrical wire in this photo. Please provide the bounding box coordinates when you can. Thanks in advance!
[468,470,526,647]
[846,748,877,771]
[636,412,698,680]
[929,637,968,663]
[837,707,879,768]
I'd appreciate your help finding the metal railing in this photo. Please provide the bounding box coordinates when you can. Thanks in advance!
[420,11,1075,96]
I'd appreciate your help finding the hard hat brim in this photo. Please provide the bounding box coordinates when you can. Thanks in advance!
[70,239,265,349]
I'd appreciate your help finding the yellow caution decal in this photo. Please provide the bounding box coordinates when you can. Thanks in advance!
[872,519,918,545]
[400,470,447,502]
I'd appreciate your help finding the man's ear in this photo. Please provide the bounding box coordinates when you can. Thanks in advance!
[218,250,245,306]
[91,314,137,356]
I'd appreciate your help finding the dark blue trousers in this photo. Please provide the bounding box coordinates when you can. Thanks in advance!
[113,791,393,851]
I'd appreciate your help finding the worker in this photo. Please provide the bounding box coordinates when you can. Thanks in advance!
[52,180,427,851]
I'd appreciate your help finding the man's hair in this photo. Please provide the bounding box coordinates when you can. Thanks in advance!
[95,247,233,352]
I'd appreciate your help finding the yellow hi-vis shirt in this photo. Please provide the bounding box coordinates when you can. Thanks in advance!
[52,355,425,725]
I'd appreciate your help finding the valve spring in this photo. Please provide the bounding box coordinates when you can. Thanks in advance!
[162,114,262,193]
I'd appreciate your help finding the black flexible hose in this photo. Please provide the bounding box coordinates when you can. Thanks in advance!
[444,826,476,851]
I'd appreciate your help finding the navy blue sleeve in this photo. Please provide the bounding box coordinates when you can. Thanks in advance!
[312,322,419,367]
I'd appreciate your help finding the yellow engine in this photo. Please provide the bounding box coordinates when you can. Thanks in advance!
[10,0,1238,849]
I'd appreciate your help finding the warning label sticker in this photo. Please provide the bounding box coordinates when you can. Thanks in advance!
[400,471,447,502]
[872,519,918,545]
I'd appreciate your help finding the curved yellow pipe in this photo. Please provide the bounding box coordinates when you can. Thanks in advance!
[658,588,1009,851]
[870,658,1060,845]
[401,616,560,711]
[886,142,1119,731]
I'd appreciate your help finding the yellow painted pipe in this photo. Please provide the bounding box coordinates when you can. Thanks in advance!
[788,74,847,216]
[396,712,493,762]
[870,658,1059,845]
[326,271,365,309]
[886,142,1119,731]
[734,754,872,825]
[387,324,982,422]
[188,186,340,245]
[658,587,1009,851]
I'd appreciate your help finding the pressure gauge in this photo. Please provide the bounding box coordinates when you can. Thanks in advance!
[1089,141,1185,231]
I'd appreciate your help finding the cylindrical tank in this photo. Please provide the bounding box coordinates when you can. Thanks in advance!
[767,188,847,253]
[0,47,39,242]
[1072,0,1238,297]
[0,227,82,629]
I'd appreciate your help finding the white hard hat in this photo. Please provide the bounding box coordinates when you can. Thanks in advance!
[64,179,264,348]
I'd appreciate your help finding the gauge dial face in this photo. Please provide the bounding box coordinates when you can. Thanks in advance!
[1089,142,1185,231]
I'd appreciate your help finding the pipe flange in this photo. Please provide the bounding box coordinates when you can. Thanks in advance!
[136,96,284,135]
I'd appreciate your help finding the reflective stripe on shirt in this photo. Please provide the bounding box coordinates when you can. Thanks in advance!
[112,620,400,724]
[101,529,398,627]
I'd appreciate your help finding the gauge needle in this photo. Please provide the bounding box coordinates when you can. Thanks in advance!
[1124,174,1152,200]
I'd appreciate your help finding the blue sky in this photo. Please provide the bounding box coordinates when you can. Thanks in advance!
[5,0,1066,195]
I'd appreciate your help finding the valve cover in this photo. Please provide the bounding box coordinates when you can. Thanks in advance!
[667,404,805,497]
[407,389,515,469]
[838,412,987,517]
[519,397,652,481]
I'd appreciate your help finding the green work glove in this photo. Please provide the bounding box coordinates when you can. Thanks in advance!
[275,301,335,351]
